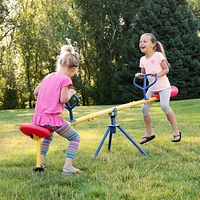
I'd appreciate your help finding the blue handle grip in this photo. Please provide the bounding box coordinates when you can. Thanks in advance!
[65,94,80,122]
[65,94,80,110]
[133,74,157,100]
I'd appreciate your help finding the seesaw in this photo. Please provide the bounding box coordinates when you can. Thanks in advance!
[66,75,177,125]
[20,74,178,170]
[65,74,178,157]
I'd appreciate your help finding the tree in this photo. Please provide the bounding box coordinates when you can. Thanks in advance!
[188,0,200,21]
[1,0,200,109]
[74,0,144,104]
[0,1,20,109]
[131,0,200,99]
[5,0,78,108]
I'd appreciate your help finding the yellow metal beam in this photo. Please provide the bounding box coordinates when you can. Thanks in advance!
[70,97,158,125]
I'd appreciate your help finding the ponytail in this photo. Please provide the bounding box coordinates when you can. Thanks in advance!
[155,41,170,66]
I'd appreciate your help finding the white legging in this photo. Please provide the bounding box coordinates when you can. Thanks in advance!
[142,87,172,116]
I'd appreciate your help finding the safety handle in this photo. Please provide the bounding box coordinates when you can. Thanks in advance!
[65,94,80,122]
[65,94,80,110]
[133,74,157,100]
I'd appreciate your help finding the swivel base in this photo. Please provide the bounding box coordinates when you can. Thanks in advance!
[94,108,148,157]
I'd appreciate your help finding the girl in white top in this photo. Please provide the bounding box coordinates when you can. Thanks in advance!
[135,33,181,144]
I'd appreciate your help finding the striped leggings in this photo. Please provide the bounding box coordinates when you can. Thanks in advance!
[41,123,80,159]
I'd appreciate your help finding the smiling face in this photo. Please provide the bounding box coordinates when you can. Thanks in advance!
[139,34,156,55]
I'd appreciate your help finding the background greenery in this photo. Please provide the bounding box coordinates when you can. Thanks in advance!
[0,0,200,109]
[0,98,200,199]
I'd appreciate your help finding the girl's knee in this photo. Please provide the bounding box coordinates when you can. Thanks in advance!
[161,105,172,114]
[142,105,150,116]
[74,134,80,142]
[68,131,80,142]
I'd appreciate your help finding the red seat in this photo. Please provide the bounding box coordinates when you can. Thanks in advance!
[20,124,51,138]
[152,86,179,98]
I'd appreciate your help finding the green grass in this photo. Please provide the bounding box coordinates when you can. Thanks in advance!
[0,99,200,200]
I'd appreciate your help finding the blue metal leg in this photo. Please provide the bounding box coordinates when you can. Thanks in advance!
[93,127,110,158]
[108,125,116,151]
[93,108,148,157]
[108,130,112,151]
[118,125,148,156]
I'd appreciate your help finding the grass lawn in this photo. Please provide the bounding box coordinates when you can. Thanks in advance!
[0,98,200,200]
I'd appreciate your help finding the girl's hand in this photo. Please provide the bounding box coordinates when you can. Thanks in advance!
[33,83,41,96]
[69,89,76,96]
[150,71,157,76]
[135,73,142,79]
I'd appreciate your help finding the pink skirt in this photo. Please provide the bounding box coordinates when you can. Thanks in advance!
[31,113,66,126]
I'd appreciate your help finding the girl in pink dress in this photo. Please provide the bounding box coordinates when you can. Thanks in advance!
[135,33,181,144]
[32,45,82,175]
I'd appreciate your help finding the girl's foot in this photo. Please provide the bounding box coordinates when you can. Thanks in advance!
[62,167,83,176]
[140,135,155,144]
[171,132,181,142]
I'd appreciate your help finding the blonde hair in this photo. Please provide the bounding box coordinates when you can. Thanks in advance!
[143,33,170,66]
[56,45,80,72]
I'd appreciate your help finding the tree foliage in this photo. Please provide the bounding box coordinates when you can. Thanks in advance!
[0,0,200,109]
[188,0,200,21]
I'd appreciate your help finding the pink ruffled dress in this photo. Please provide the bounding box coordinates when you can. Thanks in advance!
[32,73,72,126]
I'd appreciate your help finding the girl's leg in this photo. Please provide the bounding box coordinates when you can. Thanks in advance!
[140,90,155,144]
[55,123,81,173]
[40,132,54,165]
[143,115,153,136]
[159,88,181,142]
[166,112,179,133]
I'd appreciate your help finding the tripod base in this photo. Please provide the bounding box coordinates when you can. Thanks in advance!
[93,108,148,157]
